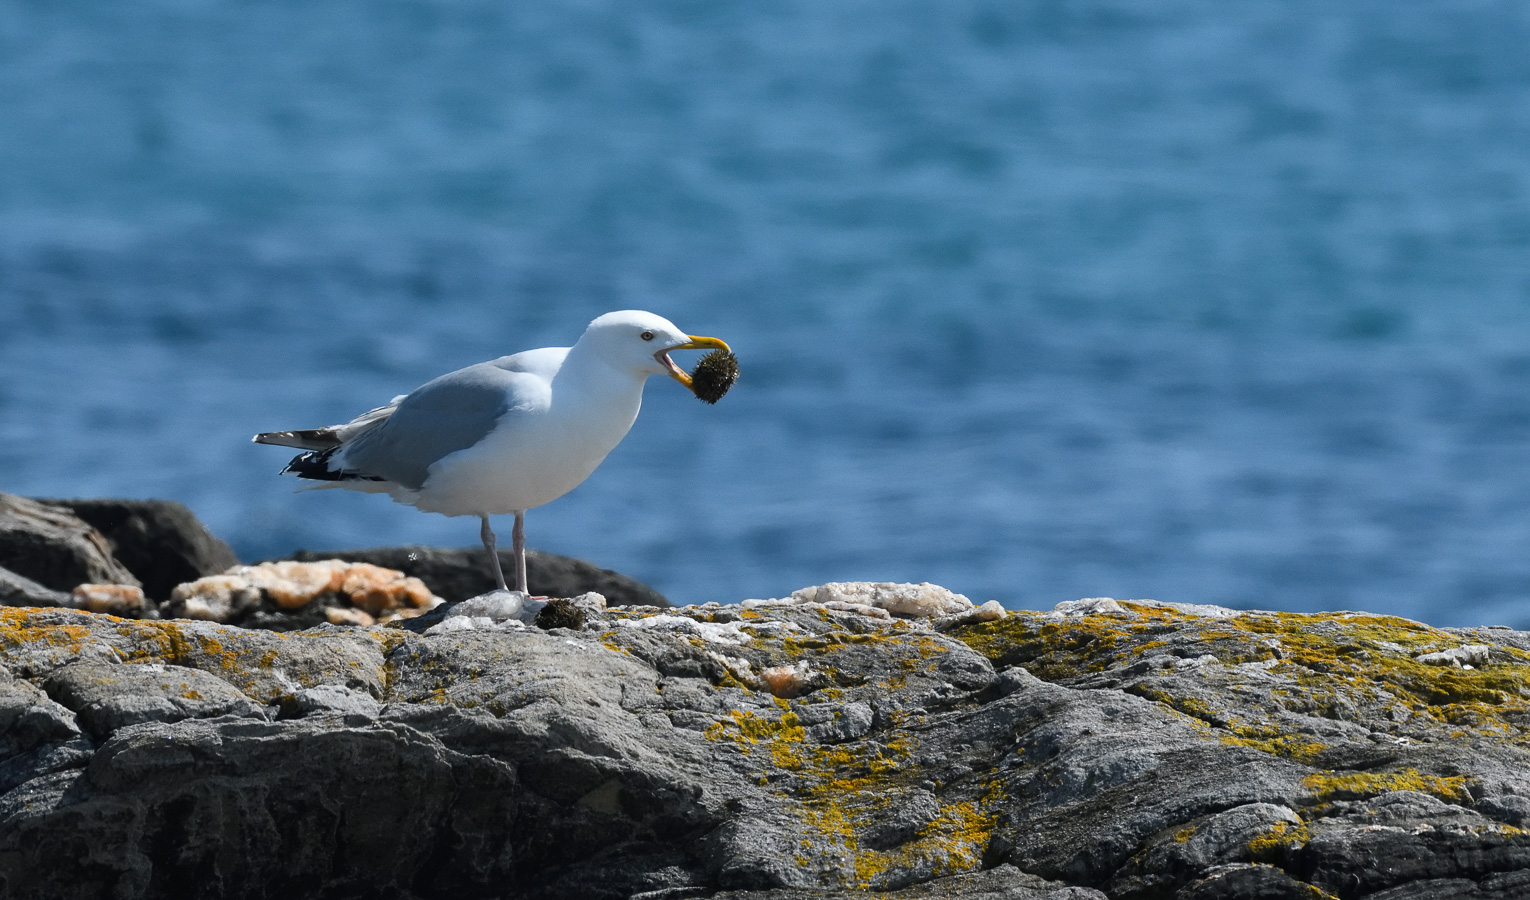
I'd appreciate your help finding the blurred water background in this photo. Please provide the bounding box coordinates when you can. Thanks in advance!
[3,1,1530,625]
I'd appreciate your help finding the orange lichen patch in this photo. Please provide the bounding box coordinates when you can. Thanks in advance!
[170,560,443,622]
[117,620,245,672]
[170,575,258,621]
[0,607,95,656]
[338,563,436,614]
[71,584,146,615]
[761,662,816,699]
[247,561,348,608]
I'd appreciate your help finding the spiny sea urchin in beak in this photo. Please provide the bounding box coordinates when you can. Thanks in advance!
[689,349,739,403]
[657,335,731,391]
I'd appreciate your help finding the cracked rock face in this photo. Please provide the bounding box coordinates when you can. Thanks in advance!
[0,598,1529,899]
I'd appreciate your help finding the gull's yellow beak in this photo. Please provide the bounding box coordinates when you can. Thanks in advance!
[656,335,732,390]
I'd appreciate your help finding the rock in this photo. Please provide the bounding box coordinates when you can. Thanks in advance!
[1177,864,1331,900]
[795,700,874,744]
[710,864,1107,899]
[1,594,1530,898]
[282,545,671,607]
[934,599,1007,631]
[0,565,72,608]
[446,589,534,622]
[0,492,139,593]
[43,660,267,738]
[759,661,817,699]
[164,560,441,630]
[324,606,375,626]
[1476,794,1530,826]
[789,582,973,618]
[71,583,148,616]
[1415,644,1494,668]
[288,684,381,718]
[38,498,239,601]
[413,589,576,635]
[1109,802,1305,897]
[0,670,90,796]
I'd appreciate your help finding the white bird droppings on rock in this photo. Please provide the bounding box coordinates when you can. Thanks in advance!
[615,614,754,646]
[1049,597,1245,620]
[788,582,973,618]
[1049,598,1127,617]
[426,589,548,632]
[425,615,526,635]
[822,601,892,619]
[1415,644,1493,668]
[933,600,1007,631]
[739,597,797,609]
[973,600,1006,621]
[449,590,529,622]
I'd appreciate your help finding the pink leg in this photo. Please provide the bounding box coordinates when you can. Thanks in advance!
[480,514,509,592]
[512,510,528,594]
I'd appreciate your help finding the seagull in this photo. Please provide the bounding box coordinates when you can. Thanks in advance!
[254,310,731,596]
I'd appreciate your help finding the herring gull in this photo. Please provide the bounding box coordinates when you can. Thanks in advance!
[254,310,731,595]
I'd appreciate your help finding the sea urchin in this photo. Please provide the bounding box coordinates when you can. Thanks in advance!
[690,349,740,404]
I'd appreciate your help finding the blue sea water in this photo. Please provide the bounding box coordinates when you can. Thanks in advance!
[3,1,1530,625]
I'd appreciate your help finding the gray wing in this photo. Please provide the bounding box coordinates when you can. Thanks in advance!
[336,360,535,490]
[253,398,404,450]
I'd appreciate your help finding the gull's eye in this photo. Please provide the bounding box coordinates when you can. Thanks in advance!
[640,331,655,341]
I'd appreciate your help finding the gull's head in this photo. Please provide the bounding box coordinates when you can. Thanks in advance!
[580,310,731,393]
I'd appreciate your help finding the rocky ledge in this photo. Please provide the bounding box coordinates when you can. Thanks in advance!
[1,588,1529,899]
[0,491,670,622]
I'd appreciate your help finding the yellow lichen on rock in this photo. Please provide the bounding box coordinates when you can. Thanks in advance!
[1247,819,1312,858]
[704,699,998,891]
[953,601,1530,747]
[1301,768,1472,804]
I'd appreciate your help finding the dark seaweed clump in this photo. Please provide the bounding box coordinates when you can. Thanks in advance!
[691,350,740,404]
[535,597,587,630]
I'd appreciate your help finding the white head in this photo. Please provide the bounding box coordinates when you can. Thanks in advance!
[576,310,731,392]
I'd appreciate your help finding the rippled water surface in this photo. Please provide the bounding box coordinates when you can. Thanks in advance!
[3,2,1530,624]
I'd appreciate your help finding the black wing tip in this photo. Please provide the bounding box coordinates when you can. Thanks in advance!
[280,449,341,480]
[278,448,384,483]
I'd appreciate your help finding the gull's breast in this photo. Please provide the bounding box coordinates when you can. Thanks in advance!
[410,382,643,516]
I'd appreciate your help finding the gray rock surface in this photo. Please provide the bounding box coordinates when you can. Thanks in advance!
[44,661,267,737]
[0,565,72,608]
[283,544,671,607]
[39,498,240,601]
[0,597,1529,898]
[0,493,139,593]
